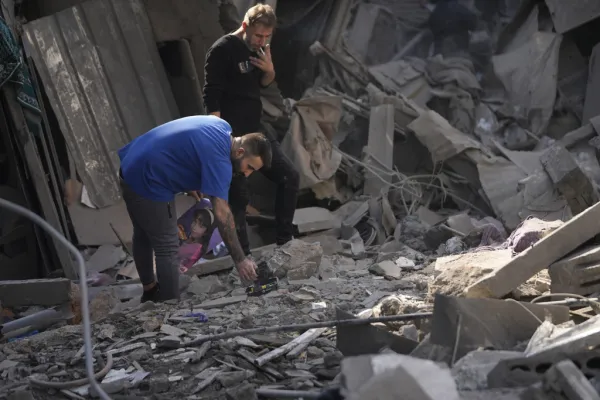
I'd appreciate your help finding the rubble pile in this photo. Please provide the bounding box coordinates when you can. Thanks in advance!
[6,0,600,399]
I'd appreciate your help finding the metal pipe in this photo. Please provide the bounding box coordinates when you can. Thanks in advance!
[1,307,69,336]
[185,312,433,347]
[0,197,111,400]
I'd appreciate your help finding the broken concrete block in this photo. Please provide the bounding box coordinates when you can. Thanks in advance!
[452,350,523,391]
[447,213,476,235]
[293,207,335,233]
[0,278,71,307]
[187,275,226,296]
[465,201,600,299]
[341,353,460,400]
[266,239,323,279]
[409,334,452,364]
[527,314,600,358]
[197,295,247,309]
[158,336,182,349]
[369,260,402,280]
[429,250,512,298]
[336,308,418,357]
[549,244,600,295]
[488,348,600,389]
[430,295,570,360]
[89,290,120,322]
[86,244,126,273]
[521,360,600,400]
[287,262,319,281]
[540,144,599,215]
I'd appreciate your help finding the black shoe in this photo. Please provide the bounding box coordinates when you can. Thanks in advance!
[141,284,161,303]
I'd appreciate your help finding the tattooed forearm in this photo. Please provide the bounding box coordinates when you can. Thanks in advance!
[211,197,245,264]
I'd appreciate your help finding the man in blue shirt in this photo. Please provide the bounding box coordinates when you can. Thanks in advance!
[118,115,272,302]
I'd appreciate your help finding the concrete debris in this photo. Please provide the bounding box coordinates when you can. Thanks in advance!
[266,239,323,279]
[0,279,71,307]
[10,1,600,399]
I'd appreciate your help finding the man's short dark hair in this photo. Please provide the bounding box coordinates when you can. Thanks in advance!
[244,4,277,28]
[241,132,272,169]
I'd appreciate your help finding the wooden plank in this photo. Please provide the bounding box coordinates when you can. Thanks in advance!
[465,201,600,299]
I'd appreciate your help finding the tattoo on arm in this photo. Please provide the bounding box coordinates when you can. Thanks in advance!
[211,197,245,264]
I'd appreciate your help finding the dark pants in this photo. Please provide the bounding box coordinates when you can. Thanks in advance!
[120,176,180,300]
[228,138,300,255]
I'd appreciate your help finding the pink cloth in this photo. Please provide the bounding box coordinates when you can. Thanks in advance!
[179,242,203,271]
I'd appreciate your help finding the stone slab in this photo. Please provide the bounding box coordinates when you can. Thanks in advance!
[0,278,71,307]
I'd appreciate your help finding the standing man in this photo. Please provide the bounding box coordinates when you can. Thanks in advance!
[203,3,299,257]
[118,115,272,302]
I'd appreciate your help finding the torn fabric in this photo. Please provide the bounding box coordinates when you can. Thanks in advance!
[280,95,343,190]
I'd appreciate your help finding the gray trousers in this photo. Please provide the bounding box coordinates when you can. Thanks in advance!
[120,177,180,300]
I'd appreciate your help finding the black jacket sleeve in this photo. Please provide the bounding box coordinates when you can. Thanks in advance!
[203,43,228,114]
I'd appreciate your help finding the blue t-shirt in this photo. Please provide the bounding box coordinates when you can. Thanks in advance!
[118,116,232,202]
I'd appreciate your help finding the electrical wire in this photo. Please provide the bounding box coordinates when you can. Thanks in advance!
[30,353,114,389]
[0,197,111,400]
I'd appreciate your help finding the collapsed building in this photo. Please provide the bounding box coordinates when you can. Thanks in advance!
[3,0,600,399]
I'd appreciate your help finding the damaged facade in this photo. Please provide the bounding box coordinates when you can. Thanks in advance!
[4,0,600,399]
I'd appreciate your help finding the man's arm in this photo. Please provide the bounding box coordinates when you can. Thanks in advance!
[210,196,246,264]
[203,44,228,116]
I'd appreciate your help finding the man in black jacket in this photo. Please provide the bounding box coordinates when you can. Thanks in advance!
[203,4,299,256]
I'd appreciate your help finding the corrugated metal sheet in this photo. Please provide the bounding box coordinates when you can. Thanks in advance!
[22,0,179,208]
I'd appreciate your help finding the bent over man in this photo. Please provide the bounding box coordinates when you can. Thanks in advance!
[203,3,299,256]
[118,115,272,302]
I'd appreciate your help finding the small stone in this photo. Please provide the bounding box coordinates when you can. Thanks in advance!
[307,346,325,358]
[395,257,417,270]
[324,352,343,368]
[147,373,170,393]
[158,336,181,349]
[160,324,187,337]
[0,360,19,371]
[288,287,320,303]
[188,275,227,295]
[337,293,355,301]
[369,261,402,279]
[217,370,254,387]
[226,382,258,400]
[142,318,161,332]
[399,324,419,341]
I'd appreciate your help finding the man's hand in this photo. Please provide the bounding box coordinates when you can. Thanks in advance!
[236,257,258,281]
[188,191,203,202]
[250,44,274,75]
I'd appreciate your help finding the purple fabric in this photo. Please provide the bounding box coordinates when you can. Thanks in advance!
[177,199,223,254]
